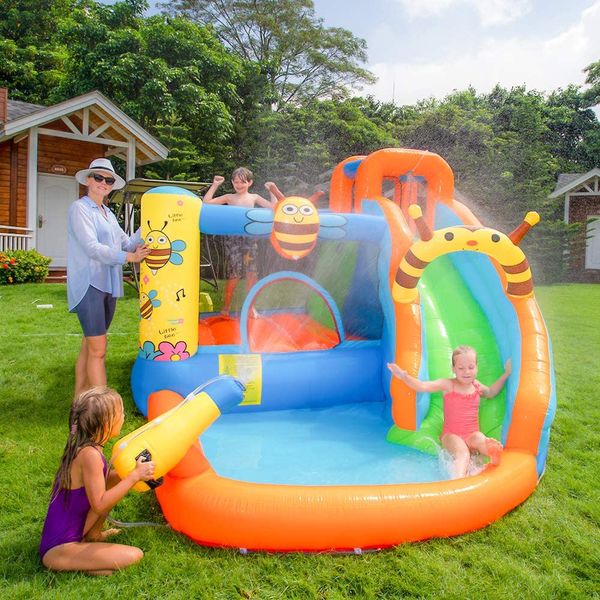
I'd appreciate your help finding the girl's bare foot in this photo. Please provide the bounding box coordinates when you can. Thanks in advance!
[486,439,503,465]
[84,528,121,542]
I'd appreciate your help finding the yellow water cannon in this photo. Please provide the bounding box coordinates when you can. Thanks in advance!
[112,377,244,492]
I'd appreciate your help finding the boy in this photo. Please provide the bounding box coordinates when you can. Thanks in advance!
[203,168,279,314]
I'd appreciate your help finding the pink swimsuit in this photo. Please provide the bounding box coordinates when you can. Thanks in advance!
[442,382,482,440]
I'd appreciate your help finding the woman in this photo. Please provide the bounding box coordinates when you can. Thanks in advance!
[68,158,149,397]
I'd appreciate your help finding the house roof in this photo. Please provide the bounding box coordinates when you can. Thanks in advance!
[0,90,168,165]
[7,99,45,121]
[549,168,600,198]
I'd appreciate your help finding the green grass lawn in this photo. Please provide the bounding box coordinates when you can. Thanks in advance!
[0,283,598,599]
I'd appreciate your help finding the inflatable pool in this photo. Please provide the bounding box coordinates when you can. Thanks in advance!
[131,148,556,551]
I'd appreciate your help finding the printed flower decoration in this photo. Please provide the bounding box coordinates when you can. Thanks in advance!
[138,340,162,360]
[155,341,190,362]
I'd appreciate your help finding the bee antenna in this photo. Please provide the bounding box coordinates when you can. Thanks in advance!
[147,220,151,229]
[161,221,168,231]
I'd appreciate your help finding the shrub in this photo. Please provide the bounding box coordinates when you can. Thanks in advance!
[524,219,587,284]
[0,250,52,284]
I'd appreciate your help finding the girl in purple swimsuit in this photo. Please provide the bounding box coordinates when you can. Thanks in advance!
[39,387,155,576]
[388,346,511,479]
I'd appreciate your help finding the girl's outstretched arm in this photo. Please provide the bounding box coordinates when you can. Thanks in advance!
[80,448,155,515]
[480,359,512,398]
[387,363,450,393]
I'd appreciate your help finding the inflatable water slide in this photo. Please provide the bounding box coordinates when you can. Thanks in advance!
[128,148,556,551]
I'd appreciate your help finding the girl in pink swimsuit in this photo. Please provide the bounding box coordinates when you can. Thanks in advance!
[388,346,511,479]
[39,387,156,576]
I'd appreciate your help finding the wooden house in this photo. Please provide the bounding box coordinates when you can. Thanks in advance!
[0,88,168,267]
[549,169,600,281]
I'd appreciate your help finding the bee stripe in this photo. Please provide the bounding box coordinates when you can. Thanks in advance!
[145,258,168,268]
[275,232,315,244]
[503,259,529,274]
[404,250,429,270]
[274,222,320,234]
[149,249,171,256]
[506,279,533,296]
[279,240,314,251]
[395,269,420,290]
[506,269,532,283]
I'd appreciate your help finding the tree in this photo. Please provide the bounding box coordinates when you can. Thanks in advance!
[545,85,600,172]
[161,0,375,109]
[142,114,209,180]
[583,58,600,108]
[53,1,249,178]
[0,0,80,102]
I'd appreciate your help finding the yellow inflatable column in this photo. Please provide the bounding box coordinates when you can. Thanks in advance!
[138,186,201,361]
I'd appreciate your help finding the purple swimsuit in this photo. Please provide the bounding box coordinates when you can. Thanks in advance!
[39,450,108,559]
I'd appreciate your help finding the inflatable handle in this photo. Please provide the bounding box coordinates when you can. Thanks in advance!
[239,271,346,352]
[135,449,164,489]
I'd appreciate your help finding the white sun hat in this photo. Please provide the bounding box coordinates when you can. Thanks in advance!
[75,158,126,189]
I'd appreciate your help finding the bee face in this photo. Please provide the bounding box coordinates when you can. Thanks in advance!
[271,197,320,260]
[145,228,172,272]
[436,227,506,253]
[394,224,533,303]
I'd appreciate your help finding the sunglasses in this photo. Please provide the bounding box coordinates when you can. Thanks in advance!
[91,173,116,185]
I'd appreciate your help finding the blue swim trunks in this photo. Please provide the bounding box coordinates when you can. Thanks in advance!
[225,236,258,278]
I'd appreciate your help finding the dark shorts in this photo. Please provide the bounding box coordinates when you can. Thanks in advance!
[225,236,258,278]
[73,286,117,337]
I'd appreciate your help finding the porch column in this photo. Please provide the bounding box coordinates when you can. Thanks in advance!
[125,137,136,234]
[27,126,39,249]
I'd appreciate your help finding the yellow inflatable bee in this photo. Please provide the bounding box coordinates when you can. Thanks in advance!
[145,220,186,275]
[393,205,540,303]
[139,289,160,320]
[245,190,347,261]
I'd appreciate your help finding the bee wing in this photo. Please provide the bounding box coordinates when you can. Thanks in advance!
[318,214,348,240]
[245,222,272,235]
[169,253,184,265]
[171,240,187,251]
[153,299,162,307]
[246,209,274,223]
[245,209,274,236]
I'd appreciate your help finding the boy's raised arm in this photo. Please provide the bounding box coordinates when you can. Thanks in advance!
[203,175,227,204]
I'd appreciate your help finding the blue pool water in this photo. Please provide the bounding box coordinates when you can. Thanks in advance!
[201,402,450,485]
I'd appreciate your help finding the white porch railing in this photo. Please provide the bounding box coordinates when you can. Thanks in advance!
[0,225,33,251]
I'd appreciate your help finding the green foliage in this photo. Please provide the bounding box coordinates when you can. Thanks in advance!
[1,0,598,271]
[0,0,80,102]
[524,220,588,284]
[163,0,375,109]
[142,114,210,180]
[0,250,51,284]
[583,58,600,108]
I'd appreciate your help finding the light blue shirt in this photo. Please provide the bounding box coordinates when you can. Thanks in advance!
[67,195,141,311]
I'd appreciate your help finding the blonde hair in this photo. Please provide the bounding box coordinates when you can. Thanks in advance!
[53,387,123,496]
[231,167,253,182]
[451,345,477,365]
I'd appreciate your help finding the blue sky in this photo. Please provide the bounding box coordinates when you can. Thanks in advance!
[138,0,599,105]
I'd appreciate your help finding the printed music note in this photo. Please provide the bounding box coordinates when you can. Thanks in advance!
[176,288,186,302]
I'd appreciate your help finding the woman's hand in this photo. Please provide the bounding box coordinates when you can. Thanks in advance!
[127,244,150,263]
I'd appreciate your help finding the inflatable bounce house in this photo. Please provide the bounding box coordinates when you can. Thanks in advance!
[128,148,555,552]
